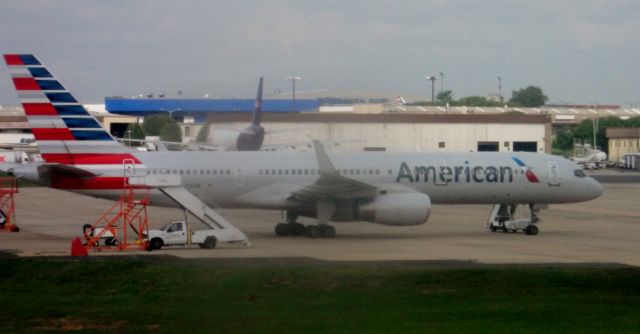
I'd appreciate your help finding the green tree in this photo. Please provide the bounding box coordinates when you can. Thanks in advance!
[125,122,145,147]
[573,117,625,153]
[196,122,211,142]
[436,90,454,105]
[509,86,548,107]
[456,96,503,107]
[159,122,182,142]
[142,114,174,136]
[553,126,575,151]
[625,117,640,127]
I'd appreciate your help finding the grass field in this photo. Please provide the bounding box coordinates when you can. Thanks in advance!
[0,257,638,333]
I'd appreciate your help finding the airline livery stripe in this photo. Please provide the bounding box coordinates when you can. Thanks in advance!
[38,141,131,154]
[22,103,58,116]
[37,80,65,91]
[40,153,141,165]
[12,77,40,90]
[63,118,102,129]
[28,117,67,128]
[32,128,75,140]
[71,130,114,141]
[51,176,147,190]
[46,92,78,103]
[55,105,90,116]
[28,67,53,78]
[4,54,24,65]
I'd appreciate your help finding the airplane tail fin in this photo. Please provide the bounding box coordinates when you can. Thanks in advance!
[251,77,263,126]
[3,54,138,166]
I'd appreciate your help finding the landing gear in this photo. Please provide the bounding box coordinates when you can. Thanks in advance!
[488,204,542,235]
[275,211,337,238]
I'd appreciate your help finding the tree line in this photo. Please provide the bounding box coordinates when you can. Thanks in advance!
[409,86,548,108]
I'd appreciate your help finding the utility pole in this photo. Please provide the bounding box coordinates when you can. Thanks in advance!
[439,72,444,94]
[286,75,301,112]
[498,76,503,103]
[426,76,437,104]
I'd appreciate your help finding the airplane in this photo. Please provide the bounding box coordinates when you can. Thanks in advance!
[1,54,603,241]
[189,77,265,151]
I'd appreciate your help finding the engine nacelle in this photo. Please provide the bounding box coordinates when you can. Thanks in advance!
[358,193,431,226]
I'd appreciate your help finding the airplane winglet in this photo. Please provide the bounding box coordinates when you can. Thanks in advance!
[252,77,263,126]
[312,140,337,176]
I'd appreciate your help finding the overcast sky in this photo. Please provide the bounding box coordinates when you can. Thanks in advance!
[0,0,638,106]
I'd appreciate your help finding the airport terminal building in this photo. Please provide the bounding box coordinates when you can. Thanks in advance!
[104,97,551,153]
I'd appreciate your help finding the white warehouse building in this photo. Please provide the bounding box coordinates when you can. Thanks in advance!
[202,113,551,153]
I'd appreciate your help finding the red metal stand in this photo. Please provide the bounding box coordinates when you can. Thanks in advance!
[0,177,19,232]
[84,180,150,252]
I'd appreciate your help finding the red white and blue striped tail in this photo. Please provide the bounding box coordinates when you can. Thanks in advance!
[3,54,140,165]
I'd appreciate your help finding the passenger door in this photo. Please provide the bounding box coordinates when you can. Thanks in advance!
[547,161,561,186]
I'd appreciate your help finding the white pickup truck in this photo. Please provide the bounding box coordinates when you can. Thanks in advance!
[145,221,218,250]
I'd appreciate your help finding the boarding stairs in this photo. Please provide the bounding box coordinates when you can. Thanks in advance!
[129,174,249,246]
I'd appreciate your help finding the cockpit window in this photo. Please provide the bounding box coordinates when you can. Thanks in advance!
[574,169,586,178]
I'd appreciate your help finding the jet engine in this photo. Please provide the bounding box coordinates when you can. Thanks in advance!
[357,192,431,226]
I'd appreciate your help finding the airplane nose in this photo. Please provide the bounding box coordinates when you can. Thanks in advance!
[588,178,604,200]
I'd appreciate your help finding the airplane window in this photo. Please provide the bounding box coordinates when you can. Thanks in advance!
[574,169,586,178]
[206,170,210,175]
[298,169,302,175]
[369,169,374,174]
[375,170,380,175]
[146,170,150,175]
[311,169,315,175]
[285,169,290,175]
[356,169,361,175]
[173,169,177,174]
[388,169,392,175]
[278,169,283,175]
[200,170,204,175]
[304,169,309,175]
[271,169,276,175]
[186,170,191,175]
[349,169,353,175]
[291,169,296,175]
[179,170,184,175]
[226,170,231,175]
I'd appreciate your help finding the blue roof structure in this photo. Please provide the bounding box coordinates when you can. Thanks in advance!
[105,97,320,123]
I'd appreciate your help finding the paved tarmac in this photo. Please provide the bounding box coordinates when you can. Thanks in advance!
[1,177,638,266]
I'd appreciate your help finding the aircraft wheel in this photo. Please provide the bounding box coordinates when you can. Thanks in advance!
[306,225,321,238]
[489,225,497,232]
[275,223,291,236]
[525,225,539,236]
[290,223,306,236]
[320,225,336,238]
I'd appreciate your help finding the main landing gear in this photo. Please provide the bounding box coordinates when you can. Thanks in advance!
[488,204,541,235]
[274,211,337,238]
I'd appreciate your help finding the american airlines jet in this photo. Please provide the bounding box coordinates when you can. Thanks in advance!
[2,54,603,242]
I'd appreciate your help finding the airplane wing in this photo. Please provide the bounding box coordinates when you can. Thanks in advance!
[290,140,379,201]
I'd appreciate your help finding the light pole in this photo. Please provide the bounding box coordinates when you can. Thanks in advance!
[286,75,301,112]
[592,105,599,150]
[498,76,502,103]
[439,72,444,94]
[126,130,132,147]
[160,108,182,120]
[426,76,437,104]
